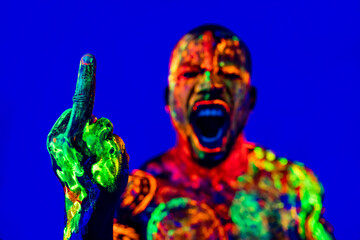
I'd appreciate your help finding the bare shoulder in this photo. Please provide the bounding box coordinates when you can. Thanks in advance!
[120,169,157,216]
[246,145,323,191]
[245,145,334,239]
[113,170,157,239]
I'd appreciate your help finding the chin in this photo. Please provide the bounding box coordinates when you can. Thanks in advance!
[189,134,232,168]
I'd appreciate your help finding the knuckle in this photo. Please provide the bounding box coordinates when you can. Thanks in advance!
[90,134,127,191]
[48,109,72,144]
[82,117,114,147]
[96,118,114,130]
[114,134,127,155]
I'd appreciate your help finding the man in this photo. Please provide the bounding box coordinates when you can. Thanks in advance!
[47,25,334,239]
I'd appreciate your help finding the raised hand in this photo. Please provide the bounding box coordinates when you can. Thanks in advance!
[47,54,129,240]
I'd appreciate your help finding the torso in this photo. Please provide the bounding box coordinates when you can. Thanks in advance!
[114,141,332,240]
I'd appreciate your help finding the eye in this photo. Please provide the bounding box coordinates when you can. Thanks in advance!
[181,71,200,79]
[224,73,240,80]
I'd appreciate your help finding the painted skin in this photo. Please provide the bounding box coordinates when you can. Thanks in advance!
[48,26,334,239]
[116,26,334,239]
[47,54,129,240]
[117,139,333,239]
[167,26,254,165]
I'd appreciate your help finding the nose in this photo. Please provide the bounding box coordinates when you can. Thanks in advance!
[209,70,226,89]
[195,70,225,96]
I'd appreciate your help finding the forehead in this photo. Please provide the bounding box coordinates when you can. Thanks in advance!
[169,31,248,73]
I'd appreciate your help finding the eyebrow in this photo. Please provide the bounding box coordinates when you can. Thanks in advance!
[178,62,201,69]
[220,65,241,74]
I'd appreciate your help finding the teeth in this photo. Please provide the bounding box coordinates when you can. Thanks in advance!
[198,109,224,117]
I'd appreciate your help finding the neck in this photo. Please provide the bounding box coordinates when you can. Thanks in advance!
[173,134,250,178]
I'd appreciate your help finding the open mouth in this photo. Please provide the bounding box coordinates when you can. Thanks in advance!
[189,100,230,149]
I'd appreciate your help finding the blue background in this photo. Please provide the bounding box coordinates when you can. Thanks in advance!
[0,0,359,239]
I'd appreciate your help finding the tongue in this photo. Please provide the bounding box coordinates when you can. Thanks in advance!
[196,116,225,137]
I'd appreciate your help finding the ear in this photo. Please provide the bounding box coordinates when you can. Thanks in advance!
[249,86,256,110]
[164,86,169,106]
[164,86,170,113]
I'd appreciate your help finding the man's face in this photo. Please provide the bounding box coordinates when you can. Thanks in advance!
[168,30,253,166]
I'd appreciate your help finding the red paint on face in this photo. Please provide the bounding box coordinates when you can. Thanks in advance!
[167,29,252,165]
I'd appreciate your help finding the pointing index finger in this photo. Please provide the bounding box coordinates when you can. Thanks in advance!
[66,53,97,140]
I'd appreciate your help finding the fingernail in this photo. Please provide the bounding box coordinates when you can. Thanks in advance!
[81,53,96,65]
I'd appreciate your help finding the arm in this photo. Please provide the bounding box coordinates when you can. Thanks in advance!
[47,54,129,240]
[288,163,334,240]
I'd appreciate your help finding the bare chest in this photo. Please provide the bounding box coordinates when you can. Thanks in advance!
[144,175,300,239]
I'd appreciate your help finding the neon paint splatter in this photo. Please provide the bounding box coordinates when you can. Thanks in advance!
[48,25,333,240]
[48,54,128,240]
